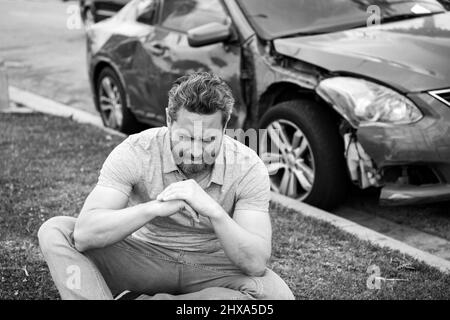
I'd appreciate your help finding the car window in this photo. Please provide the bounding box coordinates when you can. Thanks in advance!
[160,0,229,32]
[136,1,158,25]
[115,0,157,24]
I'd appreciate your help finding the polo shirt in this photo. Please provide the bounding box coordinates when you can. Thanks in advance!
[96,126,270,253]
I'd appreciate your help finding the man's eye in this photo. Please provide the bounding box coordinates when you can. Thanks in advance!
[204,137,216,143]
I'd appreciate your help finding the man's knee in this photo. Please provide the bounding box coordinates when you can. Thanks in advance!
[38,216,77,254]
[253,269,295,300]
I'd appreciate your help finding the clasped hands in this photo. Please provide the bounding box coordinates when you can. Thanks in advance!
[153,179,222,226]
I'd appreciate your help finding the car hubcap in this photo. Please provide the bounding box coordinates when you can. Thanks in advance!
[99,76,123,129]
[260,119,315,200]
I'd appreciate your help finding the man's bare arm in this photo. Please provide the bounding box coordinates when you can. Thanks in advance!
[74,185,198,252]
[209,205,272,277]
[157,179,271,276]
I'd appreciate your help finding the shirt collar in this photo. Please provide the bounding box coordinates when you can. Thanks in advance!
[162,128,179,174]
[209,141,225,186]
[162,127,225,186]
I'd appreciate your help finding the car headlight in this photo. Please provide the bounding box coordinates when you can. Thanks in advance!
[316,77,423,127]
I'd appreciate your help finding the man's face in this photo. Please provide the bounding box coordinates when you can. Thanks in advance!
[168,107,225,176]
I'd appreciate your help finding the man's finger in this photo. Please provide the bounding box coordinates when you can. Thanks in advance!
[159,191,185,202]
[183,203,200,223]
[157,184,185,201]
[157,189,174,201]
[180,203,200,227]
[156,187,172,201]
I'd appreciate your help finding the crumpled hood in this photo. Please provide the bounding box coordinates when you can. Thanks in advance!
[274,12,450,93]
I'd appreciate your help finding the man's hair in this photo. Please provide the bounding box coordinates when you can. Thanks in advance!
[167,72,234,127]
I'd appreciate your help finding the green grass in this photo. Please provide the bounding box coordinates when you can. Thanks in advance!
[1,112,450,299]
[270,203,450,299]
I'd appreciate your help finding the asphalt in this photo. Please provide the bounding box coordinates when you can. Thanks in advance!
[0,0,95,114]
[335,207,450,261]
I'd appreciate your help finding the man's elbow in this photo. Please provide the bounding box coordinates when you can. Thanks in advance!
[242,256,269,277]
[241,245,271,277]
[73,228,89,252]
[73,225,99,252]
[244,263,267,277]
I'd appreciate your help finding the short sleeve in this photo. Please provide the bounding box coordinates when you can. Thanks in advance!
[234,159,271,213]
[96,140,142,197]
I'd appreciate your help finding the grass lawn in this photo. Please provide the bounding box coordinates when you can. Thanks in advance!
[1,112,450,300]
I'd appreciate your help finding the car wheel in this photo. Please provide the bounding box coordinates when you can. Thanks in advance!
[96,67,140,134]
[259,99,348,210]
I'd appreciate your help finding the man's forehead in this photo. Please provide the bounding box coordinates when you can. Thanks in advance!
[173,109,223,137]
[173,125,222,139]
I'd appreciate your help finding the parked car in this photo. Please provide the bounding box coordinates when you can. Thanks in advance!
[85,0,450,209]
[79,0,131,25]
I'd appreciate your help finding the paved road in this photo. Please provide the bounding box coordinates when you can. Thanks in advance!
[0,0,94,114]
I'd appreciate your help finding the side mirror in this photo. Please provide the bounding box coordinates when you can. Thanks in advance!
[187,22,231,47]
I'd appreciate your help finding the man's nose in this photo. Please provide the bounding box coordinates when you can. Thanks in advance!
[191,140,203,159]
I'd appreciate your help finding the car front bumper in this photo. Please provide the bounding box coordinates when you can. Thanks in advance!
[356,92,450,205]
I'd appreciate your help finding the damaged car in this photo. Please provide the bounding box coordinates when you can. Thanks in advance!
[85,0,450,209]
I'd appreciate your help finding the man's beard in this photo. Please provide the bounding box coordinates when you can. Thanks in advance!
[178,161,212,176]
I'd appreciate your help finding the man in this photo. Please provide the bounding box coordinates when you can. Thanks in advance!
[38,72,295,300]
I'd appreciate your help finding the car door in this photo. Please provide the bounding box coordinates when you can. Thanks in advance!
[113,0,165,125]
[143,0,246,129]
[91,0,132,22]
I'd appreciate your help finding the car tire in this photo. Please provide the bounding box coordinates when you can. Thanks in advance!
[96,67,141,134]
[259,99,349,210]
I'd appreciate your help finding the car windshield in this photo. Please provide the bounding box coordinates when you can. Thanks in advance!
[114,0,155,21]
[236,0,447,40]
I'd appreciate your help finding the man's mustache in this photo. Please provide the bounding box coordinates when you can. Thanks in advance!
[173,149,216,165]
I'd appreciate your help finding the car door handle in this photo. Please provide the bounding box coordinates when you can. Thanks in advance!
[148,41,167,56]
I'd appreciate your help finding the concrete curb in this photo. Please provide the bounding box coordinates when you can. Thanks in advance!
[5,86,450,274]
[271,192,450,274]
[8,86,126,138]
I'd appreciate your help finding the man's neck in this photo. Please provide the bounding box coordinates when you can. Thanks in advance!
[183,167,212,186]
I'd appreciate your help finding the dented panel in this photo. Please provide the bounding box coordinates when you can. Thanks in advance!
[252,40,318,98]
[146,26,246,129]
[87,0,247,128]
[357,93,450,171]
[273,12,450,93]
